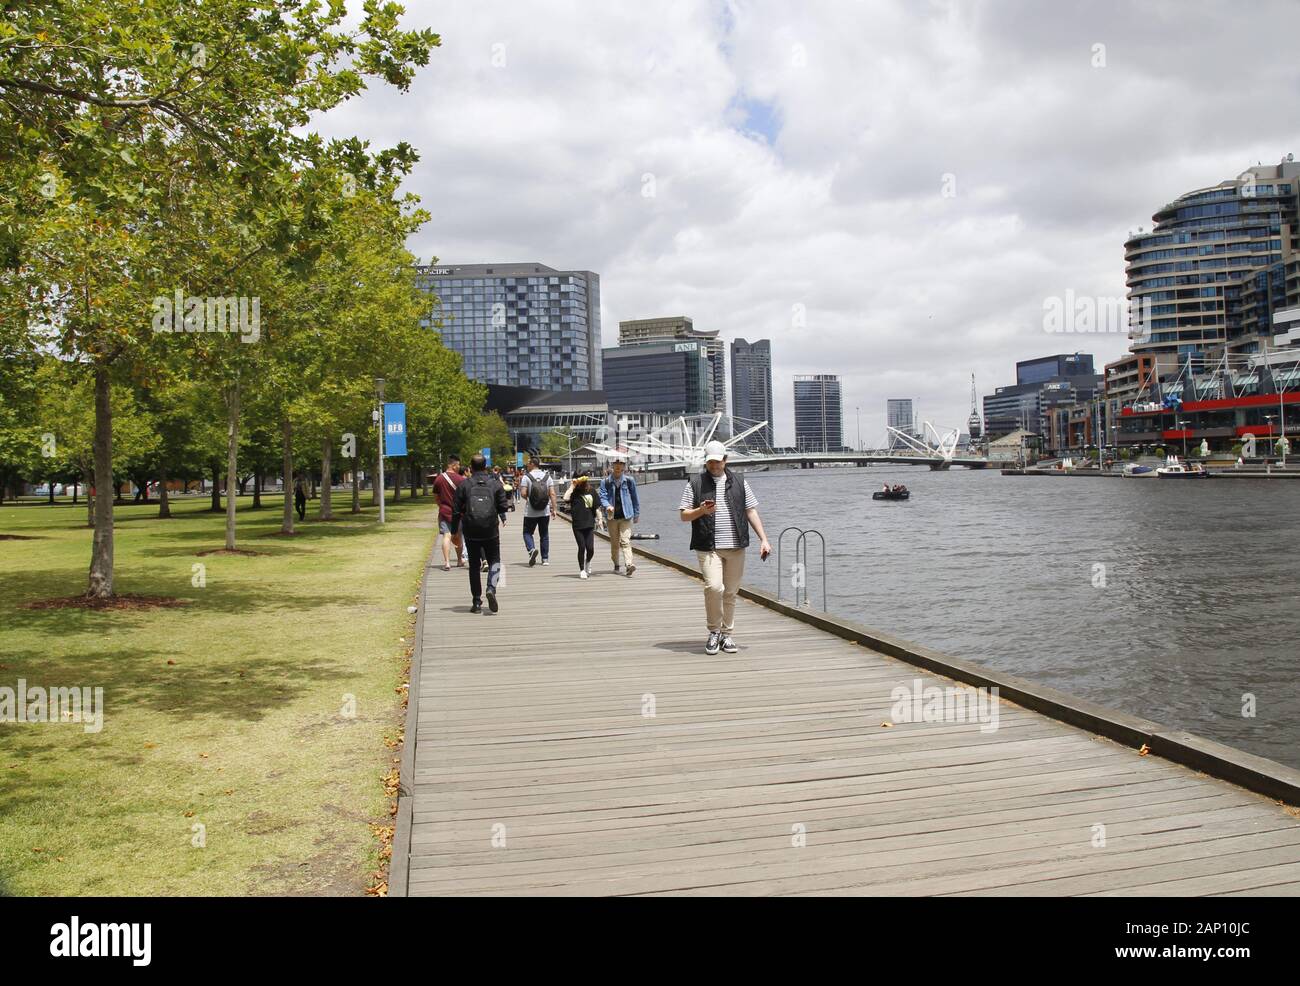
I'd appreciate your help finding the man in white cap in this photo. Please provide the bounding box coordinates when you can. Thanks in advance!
[678,440,771,655]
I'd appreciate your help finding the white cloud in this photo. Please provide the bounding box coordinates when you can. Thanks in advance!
[316,0,1300,444]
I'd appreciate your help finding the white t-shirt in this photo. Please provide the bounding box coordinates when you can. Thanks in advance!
[522,469,554,518]
[680,473,758,549]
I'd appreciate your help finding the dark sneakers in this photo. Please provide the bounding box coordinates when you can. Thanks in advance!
[529,548,539,567]
[720,635,738,653]
[486,588,498,613]
[705,631,721,655]
[470,602,483,614]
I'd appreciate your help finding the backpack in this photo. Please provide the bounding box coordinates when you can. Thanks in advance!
[526,471,550,511]
[466,478,498,530]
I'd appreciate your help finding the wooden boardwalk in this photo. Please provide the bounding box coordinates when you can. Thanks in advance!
[399,525,1300,896]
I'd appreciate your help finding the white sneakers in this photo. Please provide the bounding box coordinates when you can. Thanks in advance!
[579,569,588,580]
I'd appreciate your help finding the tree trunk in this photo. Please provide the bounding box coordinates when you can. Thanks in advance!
[392,463,401,502]
[47,478,55,505]
[225,382,240,550]
[158,463,171,518]
[72,481,78,505]
[319,437,334,520]
[281,417,294,535]
[351,458,360,513]
[252,468,262,509]
[410,461,417,498]
[209,464,221,511]
[87,367,114,599]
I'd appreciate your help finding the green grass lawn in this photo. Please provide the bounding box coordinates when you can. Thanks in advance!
[0,491,437,896]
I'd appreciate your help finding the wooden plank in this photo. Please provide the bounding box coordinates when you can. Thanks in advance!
[399,525,1300,896]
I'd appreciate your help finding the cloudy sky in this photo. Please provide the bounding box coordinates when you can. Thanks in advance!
[317,0,1300,445]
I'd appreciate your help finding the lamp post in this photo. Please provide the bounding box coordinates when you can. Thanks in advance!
[856,406,861,453]
[375,376,386,525]
[1177,418,1189,462]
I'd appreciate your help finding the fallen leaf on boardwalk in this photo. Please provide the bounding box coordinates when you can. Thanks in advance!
[881,722,893,728]
[1138,744,1151,756]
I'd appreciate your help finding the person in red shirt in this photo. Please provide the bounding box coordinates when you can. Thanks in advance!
[432,453,466,571]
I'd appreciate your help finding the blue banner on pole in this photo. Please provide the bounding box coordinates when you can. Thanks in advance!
[383,403,407,457]
[481,446,492,468]
[516,451,524,468]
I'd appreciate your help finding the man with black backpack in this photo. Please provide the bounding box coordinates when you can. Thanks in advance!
[520,456,556,567]
[451,453,511,613]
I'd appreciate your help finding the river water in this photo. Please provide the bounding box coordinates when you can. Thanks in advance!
[632,466,1300,770]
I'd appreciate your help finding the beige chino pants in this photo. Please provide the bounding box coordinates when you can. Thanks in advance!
[608,517,634,569]
[697,548,746,634]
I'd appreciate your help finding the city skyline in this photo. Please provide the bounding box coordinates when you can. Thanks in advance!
[314,0,1300,445]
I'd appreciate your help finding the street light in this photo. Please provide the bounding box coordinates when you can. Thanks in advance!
[1177,418,1189,462]
[375,376,386,525]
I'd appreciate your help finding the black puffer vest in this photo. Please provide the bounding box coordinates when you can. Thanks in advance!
[688,467,749,551]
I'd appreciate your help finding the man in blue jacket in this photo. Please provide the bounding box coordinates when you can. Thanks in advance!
[598,457,640,576]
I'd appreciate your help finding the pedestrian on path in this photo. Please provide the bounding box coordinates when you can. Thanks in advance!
[678,440,771,655]
[520,456,556,567]
[599,458,640,575]
[451,453,510,613]
[432,453,466,571]
[564,475,599,578]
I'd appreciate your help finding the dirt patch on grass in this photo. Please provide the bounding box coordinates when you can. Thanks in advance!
[196,548,266,557]
[21,594,190,611]
[0,534,43,540]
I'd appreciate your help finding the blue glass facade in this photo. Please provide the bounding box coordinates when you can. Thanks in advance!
[414,263,601,391]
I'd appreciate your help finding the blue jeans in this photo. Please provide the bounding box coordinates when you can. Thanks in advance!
[523,515,550,559]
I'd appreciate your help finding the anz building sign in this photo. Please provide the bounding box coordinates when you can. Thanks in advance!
[673,342,698,353]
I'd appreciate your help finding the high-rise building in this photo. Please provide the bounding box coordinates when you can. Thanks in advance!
[1124,161,1300,361]
[886,399,915,443]
[618,316,725,413]
[794,374,843,452]
[982,354,1103,441]
[601,340,711,416]
[414,262,601,390]
[729,338,773,447]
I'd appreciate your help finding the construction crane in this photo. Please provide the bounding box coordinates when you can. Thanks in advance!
[967,373,982,440]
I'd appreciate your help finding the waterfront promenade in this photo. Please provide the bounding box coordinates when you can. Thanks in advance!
[393,528,1300,897]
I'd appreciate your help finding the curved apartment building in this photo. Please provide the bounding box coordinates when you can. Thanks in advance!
[1124,160,1299,360]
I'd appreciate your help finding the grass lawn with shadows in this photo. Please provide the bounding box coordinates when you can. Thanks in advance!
[0,491,437,895]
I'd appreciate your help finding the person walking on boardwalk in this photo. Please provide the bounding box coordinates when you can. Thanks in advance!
[598,457,640,575]
[451,452,510,613]
[563,475,600,578]
[432,453,466,571]
[520,456,556,567]
[679,440,771,655]
[294,479,307,521]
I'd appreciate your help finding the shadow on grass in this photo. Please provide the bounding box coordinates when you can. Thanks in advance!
[1,644,353,723]
[0,568,389,637]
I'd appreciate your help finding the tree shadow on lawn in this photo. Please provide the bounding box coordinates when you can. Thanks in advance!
[0,569,389,635]
[1,644,355,724]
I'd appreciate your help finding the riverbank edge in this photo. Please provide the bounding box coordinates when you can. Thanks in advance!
[388,546,438,898]
[576,517,1300,807]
